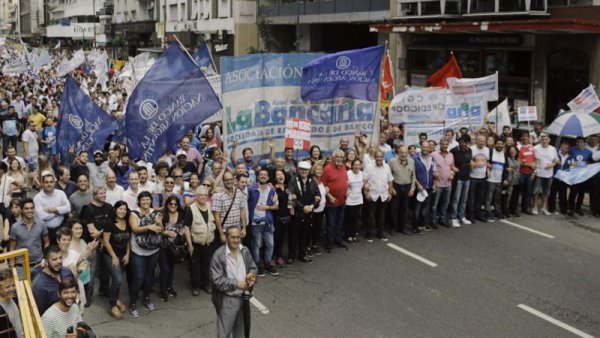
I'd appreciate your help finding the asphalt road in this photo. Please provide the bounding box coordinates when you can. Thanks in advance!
[82,211,600,338]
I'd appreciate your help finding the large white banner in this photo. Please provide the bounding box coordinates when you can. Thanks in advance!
[221,53,376,160]
[447,72,498,104]
[389,88,446,124]
[567,85,600,113]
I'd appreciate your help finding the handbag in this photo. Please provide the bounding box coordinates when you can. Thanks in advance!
[133,210,163,250]
[168,238,187,264]
[220,188,238,227]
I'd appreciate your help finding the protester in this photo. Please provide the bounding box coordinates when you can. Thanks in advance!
[431,139,456,227]
[210,226,257,338]
[34,171,71,243]
[55,167,77,198]
[272,169,291,267]
[158,195,185,301]
[41,279,82,338]
[450,135,472,227]
[32,245,75,316]
[389,147,415,233]
[413,141,437,234]
[128,191,163,317]
[517,132,536,215]
[0,269,23,338]
[532,134,559,215]
[485,138,508,221]
[68,175,93,216]
[308,163,326,256]
[567,137,593,216]
[212,171,247,244]
[184,186,216,296]
[9,198,49,279]
[504,145,521,218]
[363,150,393,241]
[321,150,348,250]
[102,201,130,319]
[288,162,320,263]
[468,135,490,223]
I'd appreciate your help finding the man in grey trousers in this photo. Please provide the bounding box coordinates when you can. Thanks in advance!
[210,226,258,338]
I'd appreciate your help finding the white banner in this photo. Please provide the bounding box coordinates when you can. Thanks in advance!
[2,58,28,76]
[57,49,85,77]
[447,72,499,104]
[487,98,511,128]
[567,85,600,113]
[518,106,538,122]
[388,88,446,124]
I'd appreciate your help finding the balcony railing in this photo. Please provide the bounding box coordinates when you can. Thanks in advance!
[258,0,389,17]
[396,0,550,18]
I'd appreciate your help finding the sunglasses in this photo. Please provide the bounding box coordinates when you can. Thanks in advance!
[173,175,182,178]
[168,202,179,206]
[202,183,212,187]
[165,181,175,184]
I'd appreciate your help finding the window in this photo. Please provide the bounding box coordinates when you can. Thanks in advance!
[484,51,531,77]
[169,4,177,21]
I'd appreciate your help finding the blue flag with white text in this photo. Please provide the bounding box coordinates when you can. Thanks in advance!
[192,43,217,76]
[126,42,222,163]
[56,75,119,164]
[301,45,384,102]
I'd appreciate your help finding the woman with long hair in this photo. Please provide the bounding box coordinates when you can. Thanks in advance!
[103,201,131,319]
[158,195,185,302]
[68,218,97,307]
[308,162,327,255]
[33,154,54,189]
[7,159,26,199]
[128,191,164,317]
[306,145,322,166]
[273,169,291,267]
[345,149,357,169]
[2,199,21,251]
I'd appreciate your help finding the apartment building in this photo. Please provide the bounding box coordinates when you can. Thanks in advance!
[1,0,19,36]
[46,0,108,46]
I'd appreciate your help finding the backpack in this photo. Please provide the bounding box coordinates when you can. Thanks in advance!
[132,210,163,250]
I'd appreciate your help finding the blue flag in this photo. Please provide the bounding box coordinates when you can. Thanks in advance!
[82,61,92,75]
[126,42,222,163]
[301,45,384,102]
[192,43,217,76]
[56,75,119,164]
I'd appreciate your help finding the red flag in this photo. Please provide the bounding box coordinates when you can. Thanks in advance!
[427,53,462,88]
[380,49,395,105]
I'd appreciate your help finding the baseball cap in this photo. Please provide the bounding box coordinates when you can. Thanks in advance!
[298,161,311,170]
[176,149,187,157]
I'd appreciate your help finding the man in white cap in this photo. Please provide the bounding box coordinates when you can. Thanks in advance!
[169,149,197,182]
[288,161,321,264]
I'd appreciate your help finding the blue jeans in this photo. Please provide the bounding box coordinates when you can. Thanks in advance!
[326,206,345,246]
[451,180,470,220]
[129,251,159,306]
[102,252,125,308]
[158,247,175,294]
[251,221,274,266]
[432,186,452,223]
[412,189,432,229]
[520,173,533,212]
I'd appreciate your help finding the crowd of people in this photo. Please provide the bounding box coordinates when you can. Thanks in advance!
[0,46,599,338]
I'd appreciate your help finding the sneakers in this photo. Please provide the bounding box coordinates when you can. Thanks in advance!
[167,287,177,297]
[365,235,374,243]
[451,219,461,228]
[160,291,168,302]
[423,225,432,232]
[541,208,551,216]
[266,265,279,276]
[412,228,422,234]
[257,268,266,277]
[312,246,322,256]
[306,247,314,258]
[192,289,200,296]
[299,256,312,263]
[129,304,140,318]
[460,218,472,225]
[532,207,539,215]
[379,235,388,242]
[142,298,155,311]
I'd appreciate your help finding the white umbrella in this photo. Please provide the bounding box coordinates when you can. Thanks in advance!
[546,111,600,137]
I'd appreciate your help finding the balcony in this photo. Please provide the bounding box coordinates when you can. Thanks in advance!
[258,0,389,24]
[259,0,389,16]
[395,0,549,19]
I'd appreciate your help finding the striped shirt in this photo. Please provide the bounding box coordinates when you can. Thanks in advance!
[41,304,82,338]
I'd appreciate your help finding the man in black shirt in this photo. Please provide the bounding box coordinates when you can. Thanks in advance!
[449,135,473,227]
[80,186,115,307]
[170,149,198,182]
[70,151,89,183]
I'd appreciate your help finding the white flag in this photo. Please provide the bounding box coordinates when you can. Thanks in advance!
[487,98,511,128]
[54,41,61,50]
[567,85,600,113]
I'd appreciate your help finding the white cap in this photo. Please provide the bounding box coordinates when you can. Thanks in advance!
[176,149,187,157]
[298,161,311,170]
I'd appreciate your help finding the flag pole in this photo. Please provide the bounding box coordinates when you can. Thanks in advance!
[172,34,198,66]
[370,42,387,147]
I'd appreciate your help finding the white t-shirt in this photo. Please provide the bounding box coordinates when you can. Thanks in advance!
[487,149,505,183]
[346,170,364,206]
[470,146,489,179]
[534,144,558,178]
[314,182,327,213]
[62,249,80,272]
[22,129,39,155]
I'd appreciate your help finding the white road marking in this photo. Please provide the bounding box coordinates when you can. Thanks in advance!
[387,243,438,267]
[250,297,270,315]
[500,219,555,239]
[518,304,594,338]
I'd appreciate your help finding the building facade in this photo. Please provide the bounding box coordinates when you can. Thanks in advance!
[1,0,19,36]
[45,0,110,47]
[371,0,600,123]
[258,0,389,52]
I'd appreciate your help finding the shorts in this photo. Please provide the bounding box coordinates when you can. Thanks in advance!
[533,176,552,196]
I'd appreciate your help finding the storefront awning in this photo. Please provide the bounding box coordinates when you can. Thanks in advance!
[370,18,600,34]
